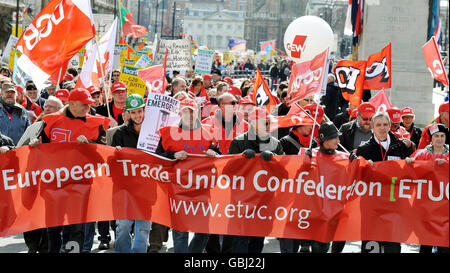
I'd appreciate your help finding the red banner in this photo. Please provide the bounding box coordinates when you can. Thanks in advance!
[0,144,448,247]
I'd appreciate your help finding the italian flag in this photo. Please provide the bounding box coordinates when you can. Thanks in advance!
[119,1,147,38]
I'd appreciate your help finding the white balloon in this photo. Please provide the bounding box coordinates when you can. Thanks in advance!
[284,16,334,63]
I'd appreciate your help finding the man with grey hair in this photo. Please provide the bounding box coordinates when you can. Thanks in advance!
[17,96,63,146]
[171,77,187,97]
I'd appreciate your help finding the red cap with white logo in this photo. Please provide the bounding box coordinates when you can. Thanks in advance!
[400,107,414,117]
[387,107,402,123]
[111,81,127,93]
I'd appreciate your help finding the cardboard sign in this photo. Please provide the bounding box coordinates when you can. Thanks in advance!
[155,39,192,71]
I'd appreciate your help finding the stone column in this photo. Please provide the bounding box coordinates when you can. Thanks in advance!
[358,0,433,127]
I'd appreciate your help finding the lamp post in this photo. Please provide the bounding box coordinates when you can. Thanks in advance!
[172,1,176,38]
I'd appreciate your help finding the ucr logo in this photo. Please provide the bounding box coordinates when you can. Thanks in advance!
[286,35,307,59]
[22,1,65,51]
[292,67,323,91]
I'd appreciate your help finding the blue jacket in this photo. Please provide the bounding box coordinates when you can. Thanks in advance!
[0,99,30,145]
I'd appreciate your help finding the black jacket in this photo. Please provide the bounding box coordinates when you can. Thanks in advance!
[0,133,15,150]
[333,110,350,130]
[338,120,360,152]
[228,127,284,155]
[356,131,414,162]
[111,121,139,148]
[401,122,422,148]
[96,101,124,125]
[280,129,317,155]
[321,83,341,121]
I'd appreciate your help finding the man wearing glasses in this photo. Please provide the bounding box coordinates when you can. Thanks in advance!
[338,102,375,155]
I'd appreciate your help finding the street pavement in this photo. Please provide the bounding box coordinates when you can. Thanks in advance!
[0,229,420,253]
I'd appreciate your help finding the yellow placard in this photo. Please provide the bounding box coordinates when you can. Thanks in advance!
[119,65,146,97]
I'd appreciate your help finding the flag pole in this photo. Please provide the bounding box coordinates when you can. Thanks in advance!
[93,36,113,122]
[56,67,63,91]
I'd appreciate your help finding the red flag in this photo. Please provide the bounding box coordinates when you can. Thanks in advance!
[364,43,392,90]
[15,0,96,90]
[369,89,393,113]
[423,36,449,86]
[122,12,147,38]
[270,103,314,132]
[287,49,329,106]
[138,49,168,94]
[248,68,279,113]
[334,60,367,103]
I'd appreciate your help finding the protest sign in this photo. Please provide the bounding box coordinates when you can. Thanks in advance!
[155,39,192,71]
[137,93,180,153]
[119,65,146,97]
[194,49,214,74]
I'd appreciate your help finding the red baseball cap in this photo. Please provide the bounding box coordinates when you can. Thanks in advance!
[111,81,127,93]
[15,85,24,94]
[68,88,96,105]
[223,77,233,85]
[304,104,324,123]
[227,86,242,97]
[439,101,449,114]
[179,98,198,111]
[357,102,376,118]
[55,89,70,102]
[203,74,212,81]
[87,85,100,95]
[400,107,414,117]
[63,73,74,81]
[387,107,402,123]
[249,107,271,121]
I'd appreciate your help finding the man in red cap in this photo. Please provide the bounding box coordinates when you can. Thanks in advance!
[87,85,102,110]
[203,74,214,90]
[155,97,220,254]
[338,102,375,154]
[29,87,110,253]
[55,89,70,106]
[15,85,42,123]
[418,101,449,149]
[400,107,422,147]
[228,107,284,254]
[386,107,412,140]
[96,81,128,127]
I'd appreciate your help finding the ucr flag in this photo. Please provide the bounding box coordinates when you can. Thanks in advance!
[334,60,367,104]
[75,40,100,90]
[248,68,279,113]
[364,43,391,90]
[423,36,448,86]
[137,49,168,94]
[260,40,276,52]
[287,48,328,106]
[370,89,392,113]
[15,0,96,90]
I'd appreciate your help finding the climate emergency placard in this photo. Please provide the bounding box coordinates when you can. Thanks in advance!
[137,93,180,153]
[0,143,448,247]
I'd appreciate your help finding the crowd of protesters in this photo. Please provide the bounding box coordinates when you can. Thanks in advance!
[0,55,449,254]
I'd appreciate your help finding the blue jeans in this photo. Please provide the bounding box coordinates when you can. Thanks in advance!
[172,229,189,253]
[83,222,96,252]
[188,233,210,253]
[115,220,151,253]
